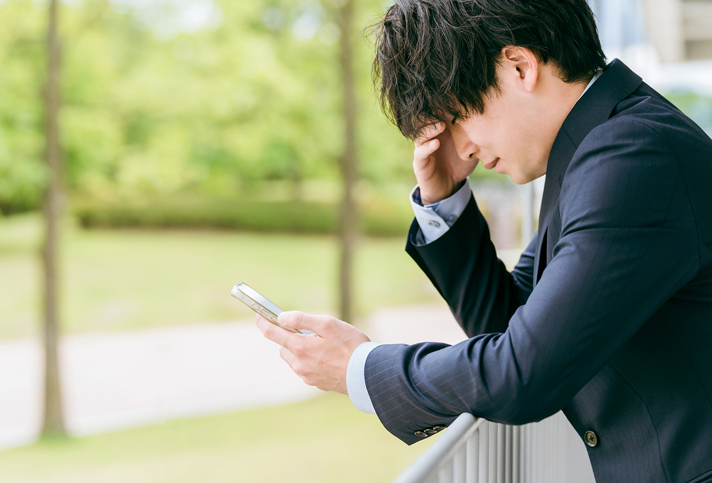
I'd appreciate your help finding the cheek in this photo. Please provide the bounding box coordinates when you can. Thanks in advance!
[486,111,517,150]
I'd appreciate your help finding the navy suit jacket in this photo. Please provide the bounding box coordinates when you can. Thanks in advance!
[364,60,712,483]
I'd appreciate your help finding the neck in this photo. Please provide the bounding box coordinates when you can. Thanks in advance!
[536,77,592,178]
[563,77,591,113]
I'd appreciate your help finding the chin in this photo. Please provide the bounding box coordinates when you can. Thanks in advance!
[508,171,528,185]
[510,169,544,185]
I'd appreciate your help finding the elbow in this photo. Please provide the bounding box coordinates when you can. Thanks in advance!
[497,401,558,426]
[477,370,563,426]
[485,393,560,426]
[473,329,566,425]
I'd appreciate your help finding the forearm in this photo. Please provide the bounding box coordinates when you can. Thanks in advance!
[408,193,523,337]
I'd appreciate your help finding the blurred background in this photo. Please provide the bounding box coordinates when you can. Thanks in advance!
[0,0,711,481]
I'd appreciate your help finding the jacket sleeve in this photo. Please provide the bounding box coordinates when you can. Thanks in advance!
[406,195,537,338]
[367,118,699,445]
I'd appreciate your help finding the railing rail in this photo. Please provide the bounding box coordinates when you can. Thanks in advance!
[392,414,481,483]
[393,412,596,483]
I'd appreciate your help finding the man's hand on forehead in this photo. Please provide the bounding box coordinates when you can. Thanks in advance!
[414,121,446,147]
[413,120,479,205]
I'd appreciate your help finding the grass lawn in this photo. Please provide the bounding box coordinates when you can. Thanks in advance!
[0,393,438,483]
[0,213,440,339]
[0,214,442,482]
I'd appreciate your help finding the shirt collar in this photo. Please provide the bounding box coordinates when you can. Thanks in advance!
[578,70,602,101]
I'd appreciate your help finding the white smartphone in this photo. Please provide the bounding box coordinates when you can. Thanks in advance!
[231,282,310,335]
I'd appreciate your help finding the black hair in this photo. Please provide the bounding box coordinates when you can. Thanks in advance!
[371,0,607,139]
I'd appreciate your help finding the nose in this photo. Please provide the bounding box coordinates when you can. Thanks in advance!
[450,125,478,161]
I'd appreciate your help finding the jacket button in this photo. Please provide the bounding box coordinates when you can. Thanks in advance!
[433,426,446,432]
[584,430,599,447]
[424,428,437,435]
[414,431,428,438]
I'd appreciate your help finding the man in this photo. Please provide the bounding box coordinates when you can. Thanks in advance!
[257,0,712,481]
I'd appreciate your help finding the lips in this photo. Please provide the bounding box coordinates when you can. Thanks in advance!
[484,158,500,170]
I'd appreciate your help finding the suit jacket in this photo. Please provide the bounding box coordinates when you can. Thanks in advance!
[364,60,712,483]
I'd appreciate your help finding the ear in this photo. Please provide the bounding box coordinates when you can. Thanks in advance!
[500,47,539,93]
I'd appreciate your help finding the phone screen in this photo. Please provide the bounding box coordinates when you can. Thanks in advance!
[231,283,307,334]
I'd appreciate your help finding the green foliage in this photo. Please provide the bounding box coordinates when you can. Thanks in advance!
[4,1,711,216]
[74,197,339,232]
[0,1,46,214]
[0,0,420,214]
[72,193,412,236]
[665,90,712,133]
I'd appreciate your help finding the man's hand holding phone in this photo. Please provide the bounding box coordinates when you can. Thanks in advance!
[255,312,370,395]
[413,122,479,205]
[232,283,370,395]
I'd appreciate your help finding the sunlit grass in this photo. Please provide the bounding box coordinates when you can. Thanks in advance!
[0,393,437,483]
[0,213,439,339]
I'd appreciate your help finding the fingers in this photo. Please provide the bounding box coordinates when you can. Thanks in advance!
[257,311,335,354]
[256,314,301,352]
[413,138,440,170]
[278,311,332,334]
[414,122,446,173]
[279,346,298,371]
[278,347,312,384]
[414,122,445,148]
[258,311,369,395]
[279,346,317,388]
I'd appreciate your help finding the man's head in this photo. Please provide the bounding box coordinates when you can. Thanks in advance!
[372,0,606,183]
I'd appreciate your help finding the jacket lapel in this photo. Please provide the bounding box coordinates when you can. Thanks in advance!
[532,59,643,287]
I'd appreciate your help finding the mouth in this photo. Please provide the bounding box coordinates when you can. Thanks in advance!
[483,158,500,170]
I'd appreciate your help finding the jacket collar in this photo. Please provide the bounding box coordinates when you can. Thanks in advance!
[533,59,643,285]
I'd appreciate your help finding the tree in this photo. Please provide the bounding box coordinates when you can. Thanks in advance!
[337,0,358,323]
[41,0,66,438]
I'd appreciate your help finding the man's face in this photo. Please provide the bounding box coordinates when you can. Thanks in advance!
[444,60,568,185]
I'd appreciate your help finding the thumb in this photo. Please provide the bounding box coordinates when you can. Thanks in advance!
[278,311,331,333]
[278,311,304,328]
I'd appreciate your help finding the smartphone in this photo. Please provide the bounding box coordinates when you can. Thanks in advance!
[231,282,309,334]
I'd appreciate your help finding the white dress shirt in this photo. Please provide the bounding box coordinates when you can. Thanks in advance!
[346,71,602,414]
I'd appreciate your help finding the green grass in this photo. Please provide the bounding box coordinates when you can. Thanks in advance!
[0,210,443,482]
[0,213,440,339]
[0,393,437,483]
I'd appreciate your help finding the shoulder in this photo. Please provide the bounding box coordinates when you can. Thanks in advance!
[576,93,706,165]
[566,113,678,190]
[561,114,681,231]
[577,111,673,162]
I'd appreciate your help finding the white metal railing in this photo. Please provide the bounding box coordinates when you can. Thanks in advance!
[393,411,595,483]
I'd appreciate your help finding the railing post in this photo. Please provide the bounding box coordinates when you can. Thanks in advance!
[478,420,489,482]
[392,412,595,483]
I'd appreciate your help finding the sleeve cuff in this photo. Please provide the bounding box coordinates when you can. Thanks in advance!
[346,341,380,414]
[410,179,471,244]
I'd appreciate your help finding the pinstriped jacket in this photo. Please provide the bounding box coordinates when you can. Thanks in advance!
[364,60,712,483]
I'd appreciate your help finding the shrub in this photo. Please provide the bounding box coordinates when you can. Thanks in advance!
[73,196,413,237]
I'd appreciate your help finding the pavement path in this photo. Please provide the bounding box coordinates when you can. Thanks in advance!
[0,303,465,450]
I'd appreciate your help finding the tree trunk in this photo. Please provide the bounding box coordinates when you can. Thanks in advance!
[41,0,66,438]
[337,0,358,323]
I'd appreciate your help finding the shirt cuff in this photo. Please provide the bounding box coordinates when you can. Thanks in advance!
[410,178,471,244]
[346,341,380,414]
